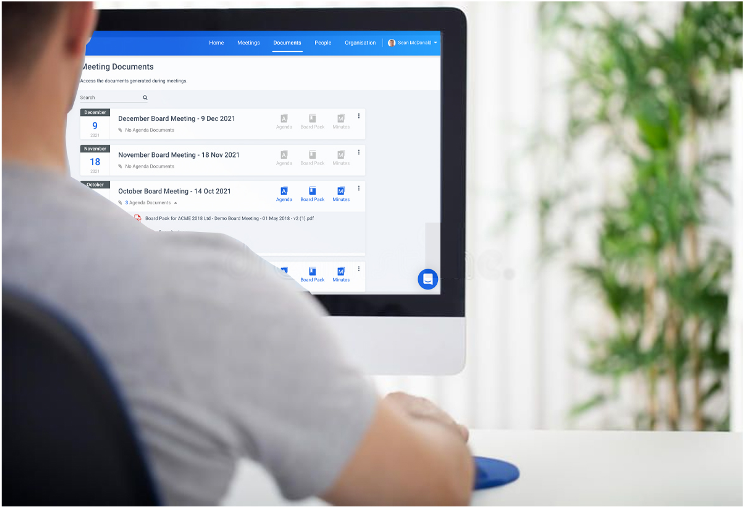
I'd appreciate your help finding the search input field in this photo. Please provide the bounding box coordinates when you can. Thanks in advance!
[78,91,148,104]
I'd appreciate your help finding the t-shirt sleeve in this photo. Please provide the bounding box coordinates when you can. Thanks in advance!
[181,236,378,500]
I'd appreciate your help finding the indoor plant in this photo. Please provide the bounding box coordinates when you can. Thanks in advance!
[539,2,742,430]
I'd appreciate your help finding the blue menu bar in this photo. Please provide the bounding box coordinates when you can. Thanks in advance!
[86,31,441,56]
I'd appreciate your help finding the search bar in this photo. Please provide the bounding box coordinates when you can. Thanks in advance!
[78,92,149,104]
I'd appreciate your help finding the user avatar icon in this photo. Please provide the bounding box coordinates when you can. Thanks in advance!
[388,39,396,47]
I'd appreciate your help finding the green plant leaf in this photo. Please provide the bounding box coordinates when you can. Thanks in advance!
[701,379,723,404]
[569,393,608,418]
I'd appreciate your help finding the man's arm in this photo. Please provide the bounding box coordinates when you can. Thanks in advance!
[321,393,474,505]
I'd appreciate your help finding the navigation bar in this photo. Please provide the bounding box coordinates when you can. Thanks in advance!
[86,31,441,56]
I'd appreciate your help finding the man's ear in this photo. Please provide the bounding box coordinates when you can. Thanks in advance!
[64,2,97,59]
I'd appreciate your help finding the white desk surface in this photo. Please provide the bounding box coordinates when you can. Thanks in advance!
[222,430,743,506]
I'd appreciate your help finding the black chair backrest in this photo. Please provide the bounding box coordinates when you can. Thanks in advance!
[2,290,161,506]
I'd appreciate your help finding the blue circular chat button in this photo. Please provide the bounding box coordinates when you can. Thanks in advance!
[418,269,439,290]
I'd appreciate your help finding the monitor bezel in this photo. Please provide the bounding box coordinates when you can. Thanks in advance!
[95,8,467,318]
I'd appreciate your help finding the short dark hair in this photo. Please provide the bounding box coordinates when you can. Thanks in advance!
[2,2,64,76]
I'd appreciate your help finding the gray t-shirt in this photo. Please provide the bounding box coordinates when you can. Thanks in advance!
[2,165,377,505]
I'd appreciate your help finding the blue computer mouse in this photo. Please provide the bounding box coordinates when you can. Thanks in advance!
[473,456,520,490]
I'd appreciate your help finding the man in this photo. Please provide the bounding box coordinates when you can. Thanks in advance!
[2,3,474,505]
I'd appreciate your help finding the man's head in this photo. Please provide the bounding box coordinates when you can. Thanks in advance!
[2,2,96,169]
[2,2,96,105]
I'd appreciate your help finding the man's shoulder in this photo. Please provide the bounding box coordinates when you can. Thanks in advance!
[2,167,289,309]
[151,229,276,283]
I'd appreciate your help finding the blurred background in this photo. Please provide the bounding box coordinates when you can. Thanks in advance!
[99,0,743,432]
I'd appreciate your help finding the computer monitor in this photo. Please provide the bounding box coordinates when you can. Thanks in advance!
[66,8,467,374]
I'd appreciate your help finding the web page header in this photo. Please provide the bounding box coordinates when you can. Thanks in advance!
[86,31,441,56]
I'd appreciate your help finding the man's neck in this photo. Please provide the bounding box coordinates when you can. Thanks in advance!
[2,78,69,174]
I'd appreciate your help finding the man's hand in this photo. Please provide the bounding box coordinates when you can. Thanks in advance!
[385,391,469,442]
[322,393,474,505]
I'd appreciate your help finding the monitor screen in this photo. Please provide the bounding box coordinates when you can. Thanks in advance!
[68,31,442,296]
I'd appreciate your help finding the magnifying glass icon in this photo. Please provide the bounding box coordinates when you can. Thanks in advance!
[143,95,148,100]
